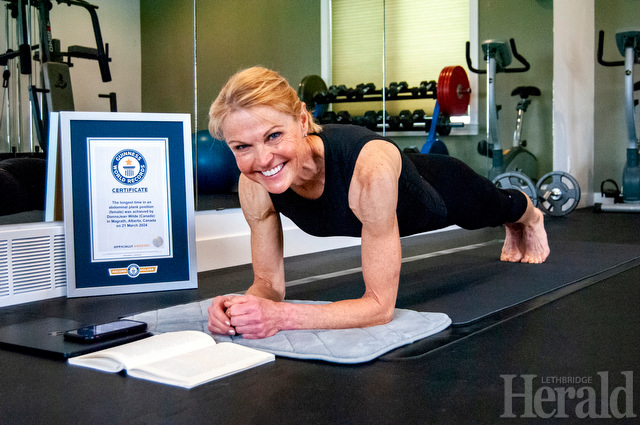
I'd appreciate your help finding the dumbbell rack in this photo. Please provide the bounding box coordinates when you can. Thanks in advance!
[319,81,437,104]
[313,82,453,134]
[299,67,470,139]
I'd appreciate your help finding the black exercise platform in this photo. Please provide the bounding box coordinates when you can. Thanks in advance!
[0,208,638,424]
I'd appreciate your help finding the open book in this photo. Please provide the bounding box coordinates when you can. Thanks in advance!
[68,331,275,389]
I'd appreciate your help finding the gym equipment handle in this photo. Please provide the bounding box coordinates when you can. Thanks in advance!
[597,30,625,67]
[505,39,530,73]
[56,0,112,82]
[466,38,530,74]
[465,41,484,74]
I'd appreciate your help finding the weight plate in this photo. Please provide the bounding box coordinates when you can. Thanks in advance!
[437,65,471,116]
[535,171,581,216]
[438,66,457,114]
[492,171,538,207]
[298,75,328,112]
[437,66,452,114]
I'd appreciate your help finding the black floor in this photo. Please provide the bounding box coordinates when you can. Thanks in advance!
[0,208,639,424]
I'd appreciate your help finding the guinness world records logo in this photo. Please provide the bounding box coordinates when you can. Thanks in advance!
[112,149,147,185]
[127,264,140,278]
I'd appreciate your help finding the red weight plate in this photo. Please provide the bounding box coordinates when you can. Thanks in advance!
[448,66,471,115]
[437,66,453,115]
[437,66,471,116]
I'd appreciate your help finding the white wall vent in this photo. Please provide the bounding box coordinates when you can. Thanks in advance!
[0,221,66,307]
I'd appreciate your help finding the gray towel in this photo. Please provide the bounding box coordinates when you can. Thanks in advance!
[126,299,451,364]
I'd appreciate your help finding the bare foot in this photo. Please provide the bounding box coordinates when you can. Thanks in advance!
[501,223,525,262]
[501,198,550,264]
[519,207,550,264]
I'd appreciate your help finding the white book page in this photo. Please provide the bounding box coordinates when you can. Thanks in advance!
[128,343,275,389]
[69,331,215,372]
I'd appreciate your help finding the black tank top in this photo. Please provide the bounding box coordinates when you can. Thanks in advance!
[269,125,447,237]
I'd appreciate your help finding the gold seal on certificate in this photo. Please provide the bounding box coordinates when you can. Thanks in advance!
[88,138,173,262]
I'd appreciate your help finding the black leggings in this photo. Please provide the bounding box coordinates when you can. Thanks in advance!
[408,154,528,230]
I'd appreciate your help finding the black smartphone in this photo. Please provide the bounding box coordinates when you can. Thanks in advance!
[63,319,148,343]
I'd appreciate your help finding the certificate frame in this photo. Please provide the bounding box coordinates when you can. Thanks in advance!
[59,112,197,297]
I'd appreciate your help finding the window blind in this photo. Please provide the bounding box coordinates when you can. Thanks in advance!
[332,0,469,117]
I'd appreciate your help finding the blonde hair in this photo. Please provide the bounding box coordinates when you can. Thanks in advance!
[208,66,322,140]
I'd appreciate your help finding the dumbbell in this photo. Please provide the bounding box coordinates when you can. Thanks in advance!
[354,83,376,99]
[345,87,355,100]
[361,110,378,131]
[419,81,436,96]
[411,82,427,97]
[398,110,414,130]
[336,111,352,124]
[326,85,347,101]
[321,111,337,124]
[435,114,452,136]
[387,82,399,98]
[387,81,409,98]
[412,109,426,123]
[387,115,401,131]
[376,110,389,125]
[322,90,336,103]
[313,92,329,105]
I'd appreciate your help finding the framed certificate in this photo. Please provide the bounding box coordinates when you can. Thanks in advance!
[58,112,197,297]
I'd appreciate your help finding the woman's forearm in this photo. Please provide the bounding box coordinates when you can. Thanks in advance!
[276,295,395,331]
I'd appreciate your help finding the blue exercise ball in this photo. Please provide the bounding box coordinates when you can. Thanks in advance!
[193,130,240,193]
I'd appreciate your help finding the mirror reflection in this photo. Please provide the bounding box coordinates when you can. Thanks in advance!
[2,0,635,226]
[191,0,472,211]
[191,0,321,210]
[0,0,142,225]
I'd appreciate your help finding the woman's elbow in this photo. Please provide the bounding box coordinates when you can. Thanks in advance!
[371,304,395,326]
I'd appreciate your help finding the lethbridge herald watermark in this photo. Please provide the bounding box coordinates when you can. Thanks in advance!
[501,371,636,419]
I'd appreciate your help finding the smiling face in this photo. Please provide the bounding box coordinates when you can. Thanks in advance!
[223,105,312,194]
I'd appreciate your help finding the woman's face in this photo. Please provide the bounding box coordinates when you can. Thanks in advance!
[223,105,308,194]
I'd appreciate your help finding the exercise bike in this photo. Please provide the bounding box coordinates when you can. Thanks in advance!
[596,29,640,213]
[467,38,581,216]
[476,85,540,179]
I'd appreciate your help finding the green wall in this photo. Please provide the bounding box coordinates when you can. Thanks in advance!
[195,0,321,129]
[140,0,322,132]
[140,0,195,117]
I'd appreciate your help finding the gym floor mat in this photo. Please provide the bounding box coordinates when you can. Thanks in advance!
[285,240,640,326]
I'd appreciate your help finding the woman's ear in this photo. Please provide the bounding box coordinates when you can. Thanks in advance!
[299,101,309,135]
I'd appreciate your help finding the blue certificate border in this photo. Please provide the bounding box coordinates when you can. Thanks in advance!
[59,112,197,297]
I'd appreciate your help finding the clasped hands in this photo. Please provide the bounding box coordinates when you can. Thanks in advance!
[207,294,280,339]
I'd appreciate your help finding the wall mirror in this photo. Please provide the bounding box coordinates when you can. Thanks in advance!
[188,0,478,211]
[0,0,563,228]
[0,0,147,225]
